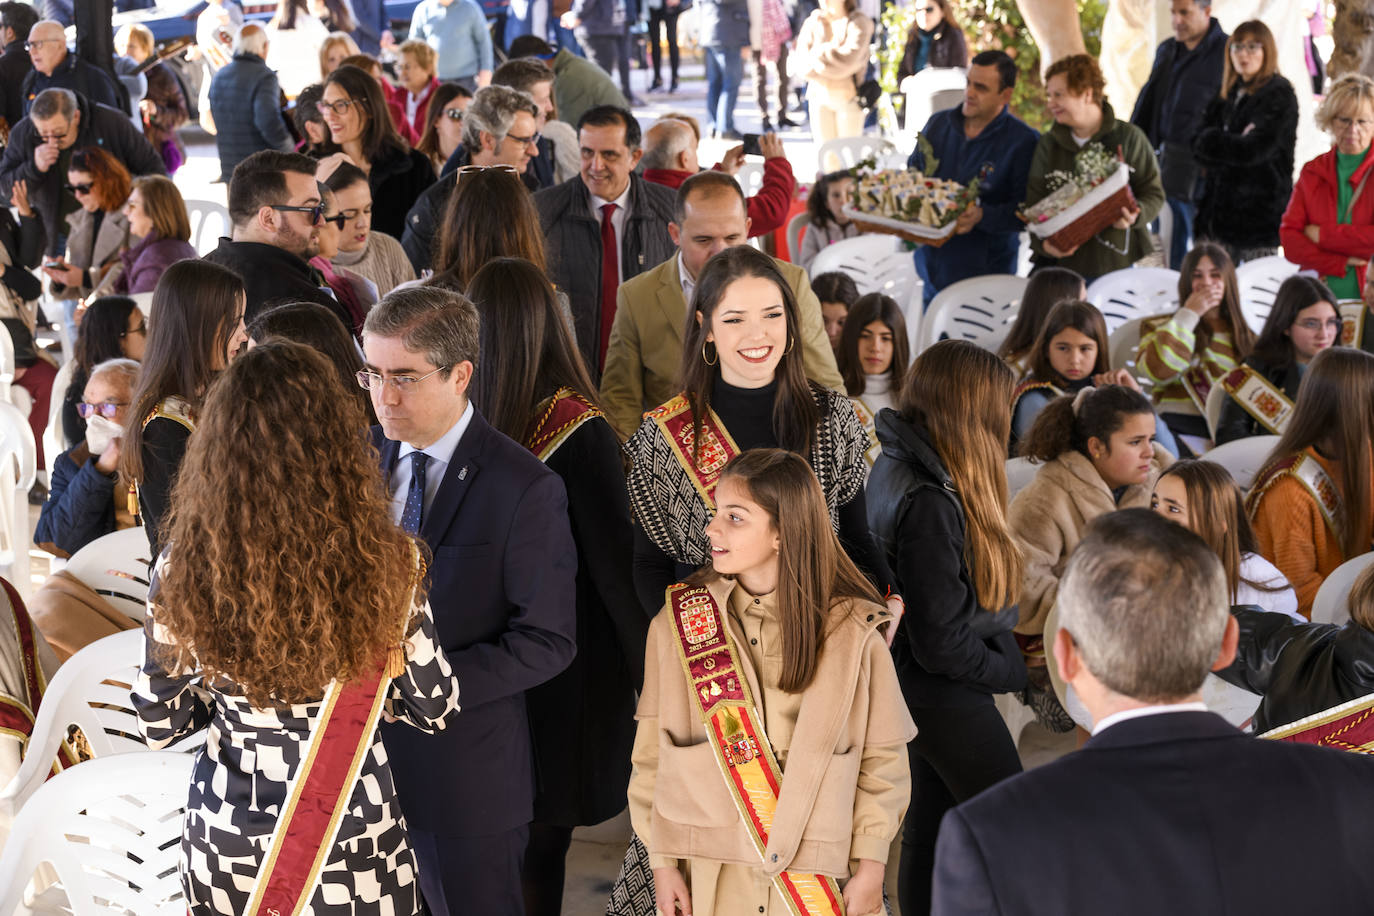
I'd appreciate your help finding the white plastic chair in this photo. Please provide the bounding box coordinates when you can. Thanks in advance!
[807,235,922,347]
[918,274,1028,354]
[1311,552,1374,626]
[786,211,808,265]
[0,321,15,404]
[1107,314,1173,382]
[185,198,230,256]
[816,136,898,172]
[1236,255,1301,333]
[40,360,75,491]
[1086,267,1181,334]
[1203,380,1228,440]
[61,527,153,623]
[900,67,967,135]
[128,290,154,315]
[0,751,193,915]
[734,162,764,197]
[0,403,34,596]
[1202,434,1280,493]
[1006,457,1038,501]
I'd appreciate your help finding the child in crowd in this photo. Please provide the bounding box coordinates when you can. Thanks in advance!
[798,170,860,271]
[837,293,909,467]
[812,270,860,354]
[997,266,1084,378]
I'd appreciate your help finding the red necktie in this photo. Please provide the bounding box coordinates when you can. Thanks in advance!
[598,202,619,372]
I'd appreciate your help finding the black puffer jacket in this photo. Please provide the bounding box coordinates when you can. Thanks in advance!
[1193,74,1299,251]
[867,408,1026,708]
[1219,605,1374,733]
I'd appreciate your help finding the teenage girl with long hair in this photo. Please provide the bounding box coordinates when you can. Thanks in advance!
[1247,347,1374,616]
[1010,299,1109,446]
[837,292,909,467]
[997,265,1085,378]
[630,449,914,916]
[867,340,1027,916]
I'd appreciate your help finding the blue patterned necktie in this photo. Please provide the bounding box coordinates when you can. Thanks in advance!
[401,451,429,535]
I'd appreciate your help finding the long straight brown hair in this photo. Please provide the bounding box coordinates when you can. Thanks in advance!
[1266,347,1374,560]
[692,449,882,692]
[899,340,1022,611]
[1026,299,1109,383]
[1177,242,1255,359]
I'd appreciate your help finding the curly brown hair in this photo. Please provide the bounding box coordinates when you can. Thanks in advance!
[152,340,422,705]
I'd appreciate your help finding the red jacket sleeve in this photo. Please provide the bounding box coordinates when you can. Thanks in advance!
[1315,222,1374,259]
[744,157,797,238]
[1280,171,1350,277]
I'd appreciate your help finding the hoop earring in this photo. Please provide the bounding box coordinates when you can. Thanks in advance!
[702,340,718,366]
[784,336,795,355]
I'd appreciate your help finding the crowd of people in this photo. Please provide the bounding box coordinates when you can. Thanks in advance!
[0,1,1373,915]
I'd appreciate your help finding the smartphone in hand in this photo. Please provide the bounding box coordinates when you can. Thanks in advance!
[741,133,763,157]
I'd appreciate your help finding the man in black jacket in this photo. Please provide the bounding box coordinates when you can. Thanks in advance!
[207,24,295,183]
[0,88,165,256]
[1130,0,1226,269]
[18,19,120,116]
[932,509,1374,916]
[0,2,38,134]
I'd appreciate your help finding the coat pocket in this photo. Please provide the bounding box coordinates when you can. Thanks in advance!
[655,739,739,827]
[800,748,861,844]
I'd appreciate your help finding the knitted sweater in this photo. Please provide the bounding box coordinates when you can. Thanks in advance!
[1136,308,1239,417]
[333,231,416,297]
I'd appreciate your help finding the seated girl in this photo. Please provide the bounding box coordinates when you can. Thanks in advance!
[1151,459,1300,620]
[797,170,860,271]
[1248,347,1374,616]
[629,448,914,916]
[812,270,860,355]
[837,292,909,467]
[1215,275,1338,444]
[997,266,1085,379]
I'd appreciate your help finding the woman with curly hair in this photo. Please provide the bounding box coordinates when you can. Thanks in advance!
[134,339,459,916]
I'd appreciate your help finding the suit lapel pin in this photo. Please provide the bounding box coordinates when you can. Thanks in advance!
[458,466,468,481]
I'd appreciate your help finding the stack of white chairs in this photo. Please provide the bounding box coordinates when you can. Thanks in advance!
[917,274,1028,355]
[807,235,923,333]
[1235,255,1301,333]
[1086,267,1180,334]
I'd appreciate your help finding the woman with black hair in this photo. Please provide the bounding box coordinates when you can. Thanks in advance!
[836,292,909,468]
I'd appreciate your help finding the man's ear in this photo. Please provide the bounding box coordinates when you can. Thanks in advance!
[629,147,644,169]
[257,204,278,235]
[1053,626,1080,684]
[1210,614,1239,672]
[450,360,475,398]
[668,221,681,247]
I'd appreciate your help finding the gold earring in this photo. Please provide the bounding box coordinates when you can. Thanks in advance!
[702,340,718,365]
[784,336,795,354]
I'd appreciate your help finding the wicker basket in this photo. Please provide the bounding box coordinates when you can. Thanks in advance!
[1027,163,1136,253]
[842,207,959,247]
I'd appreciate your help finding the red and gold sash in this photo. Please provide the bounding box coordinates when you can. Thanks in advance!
[646,395,742,509]
[131,396,197,519]
[1218,366,1293,437]
[525,387,603,463]
[1246,451,1341,540]
[0,578,75,773]
[1180,363,1214,416]
[1261,692,1374,754]
[1340,300,1367,349]
[666,583,844,916]
[1010,378,1062,404]
[850,398,878,468]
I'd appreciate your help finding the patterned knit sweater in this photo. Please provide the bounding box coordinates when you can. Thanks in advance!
[333,231,417,299]
[1137,308,1239,417]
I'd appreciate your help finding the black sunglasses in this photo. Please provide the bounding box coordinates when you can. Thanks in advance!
[66,182,93,195]
[322,212,348,230]
[271,203,325,223]
[443,107,464,121]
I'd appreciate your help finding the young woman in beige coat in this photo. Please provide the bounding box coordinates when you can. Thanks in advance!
[793,0,874,144]
[629,449,914,916]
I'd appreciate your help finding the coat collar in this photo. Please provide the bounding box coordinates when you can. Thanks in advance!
[1048,99,1121,154]
[1084,708,1240,751]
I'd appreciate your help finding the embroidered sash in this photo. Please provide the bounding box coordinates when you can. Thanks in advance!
[1340,300,1367,349]
[0,578,75,773]
[646,395,742,509]
[131,396,197,519]
[1179,363,1213,416]
[1260,692,1374,755]
[850,398,878,468]
[1246,452,1341,540]
[1218,366,1294,436]
[667,584,845,916]
[525,387,603,463]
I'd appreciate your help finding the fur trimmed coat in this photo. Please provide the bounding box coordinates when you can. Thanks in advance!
[1192,75,1299,251]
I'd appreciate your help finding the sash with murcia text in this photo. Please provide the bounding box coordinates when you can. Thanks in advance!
[1217,366,1293,436]
[1246,452,1342,541]
[647,395,742,508]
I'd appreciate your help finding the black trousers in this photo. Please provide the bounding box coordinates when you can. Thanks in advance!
[898,701,1023,916]
[521,822,574,916]
[410,823,530,916]
[646,6,681,83]
[581,30,633,98]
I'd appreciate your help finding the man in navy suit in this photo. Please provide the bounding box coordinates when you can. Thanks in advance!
[362,286,577,916]
[933,509,1374,916]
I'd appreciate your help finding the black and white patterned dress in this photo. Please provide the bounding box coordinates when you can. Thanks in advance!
[133,583,460,916]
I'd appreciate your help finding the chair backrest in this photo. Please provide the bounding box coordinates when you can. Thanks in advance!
[1202,434,1280,493]
[1203,378,1229,440]
[1086,267,1181,334]
[0,321,14,403]
[129,290,155,315]
[0,751,192,915]
[816,136,898,173]
[62,527,153,622]
[1108,314,1173,381]
[0,403,35,594]
[918,274,1028,354]
[41,359,77,484]
[1006,456,1039,501]
[734,161,764,197]
[808,235,922,349]
[1311,552,1374,625]
[786,211,808,265]
[185,198,231,256]
[900,67,967,135]
[1235,255,1301,333]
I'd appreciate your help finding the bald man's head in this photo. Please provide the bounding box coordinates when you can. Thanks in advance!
[26,20,66,75]
[642,118,699,173]
[235,22,269,57]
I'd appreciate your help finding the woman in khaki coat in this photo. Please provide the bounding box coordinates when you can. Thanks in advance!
[793,0,873,144]
[628,449,914,916]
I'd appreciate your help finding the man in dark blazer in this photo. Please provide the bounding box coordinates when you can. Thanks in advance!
[362,286,578,916]
[933,509,1374,916]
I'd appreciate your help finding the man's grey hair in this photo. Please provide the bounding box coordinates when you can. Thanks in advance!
[88,357,141,390]
[1058,508,1229,704]
[461,85,538,151]
[641,118,695,171]
[30,87,75,122]
[363,286,480,377]
[234,22,269,58]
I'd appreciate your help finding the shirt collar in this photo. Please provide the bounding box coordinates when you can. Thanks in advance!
[589,182,632,214]
[1092,702,1209,736]
[398,399,474,468]
[678,250,695,301]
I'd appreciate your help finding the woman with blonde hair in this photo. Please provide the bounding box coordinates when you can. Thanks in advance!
[867,339,1027,916]
[116,175,196,295]
[134,339,458,916]
[1248,347,1374,616]
[318,30,360,78]
[1281,73,1374,300]
[393,39,441,145]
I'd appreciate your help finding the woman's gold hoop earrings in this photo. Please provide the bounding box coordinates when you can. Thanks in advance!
[702,341,718,365]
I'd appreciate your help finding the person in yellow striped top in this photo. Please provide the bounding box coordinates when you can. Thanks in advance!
[1136,241,1256,454]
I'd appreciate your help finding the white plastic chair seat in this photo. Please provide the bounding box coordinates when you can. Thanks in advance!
[1311,552,1374,626]
[1236,255,1301,333]
[1202,435,1280,493]
[61,527,153,622]
[807,235,922,349]
[0,751,193,915]
[1006,457,1038,501]
[1086,267,1181,334]
[816,136,898,172]
[918,274,1028,353]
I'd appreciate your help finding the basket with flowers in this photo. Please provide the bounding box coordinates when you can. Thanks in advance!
[1021,143,1135,253]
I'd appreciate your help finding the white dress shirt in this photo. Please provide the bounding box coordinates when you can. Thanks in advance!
[589,184,632,286]
[678,250,695,305]
[387,400,475,526]
[1092,702,1210,736]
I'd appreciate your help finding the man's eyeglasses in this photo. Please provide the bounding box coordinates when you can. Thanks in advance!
[322,212,348,230]
[66,182,93,195]
[443,107,465,121]
[356,366,450,391]
[23,38,60,51]
[505,130,542,148]
[121,318,147,338]
[76,401,128,419]
[318,98,361,116]
[271,203,325,223]
[37,125,73,143]
[1333,116,1374,131]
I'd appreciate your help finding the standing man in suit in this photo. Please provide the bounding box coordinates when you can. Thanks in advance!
[932,508,1374,916]
[362,286,578,916]
[599,170,843,438]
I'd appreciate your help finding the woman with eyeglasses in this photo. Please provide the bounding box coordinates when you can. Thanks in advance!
[1192,21,1298,265]
[114,176,196,296]
[60,295,148,451]
[40,147,132,307]
[415,83,473,176]
[316,64,436,241]
[309,182,377,336]
[1215,275,1340,445]
[1282,74,1374,301]
[323,162,417,296]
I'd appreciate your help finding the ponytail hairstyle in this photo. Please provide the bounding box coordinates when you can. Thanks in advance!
[805,170,852,231]
[998,266,1084,368]
[1265,347,1374,560]
[1018,384,1154,463]
[836,292,909,397]
[1177,242,1255,359]
[899,340,1022,611]
[1249,275,1338,370]
[692,449,882,692]
[1026,299,1109,384]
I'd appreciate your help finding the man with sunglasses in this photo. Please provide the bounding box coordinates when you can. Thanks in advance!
[202,150,346,327]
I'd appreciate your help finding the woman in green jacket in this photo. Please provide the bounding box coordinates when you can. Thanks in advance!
[1023,54,1166,281]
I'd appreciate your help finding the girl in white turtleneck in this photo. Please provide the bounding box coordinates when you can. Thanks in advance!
[837,292,910,469]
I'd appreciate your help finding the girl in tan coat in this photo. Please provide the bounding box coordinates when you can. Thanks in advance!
[793,0,874,145]
[629,449,914,916]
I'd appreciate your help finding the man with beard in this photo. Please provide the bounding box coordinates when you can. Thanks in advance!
[202,150,345,325]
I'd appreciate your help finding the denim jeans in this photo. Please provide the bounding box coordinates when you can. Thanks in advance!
[703,45,743,134]
[1166,196,1195,270]
[551,22,583,55]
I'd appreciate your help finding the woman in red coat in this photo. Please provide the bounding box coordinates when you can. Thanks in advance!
[1281,73,1374,298]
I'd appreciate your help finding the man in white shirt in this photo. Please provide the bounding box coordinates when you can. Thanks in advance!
[931,508,1374,916]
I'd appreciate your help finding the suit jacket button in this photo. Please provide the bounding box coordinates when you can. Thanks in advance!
[866,614,875,621]
[770,853,778,862]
